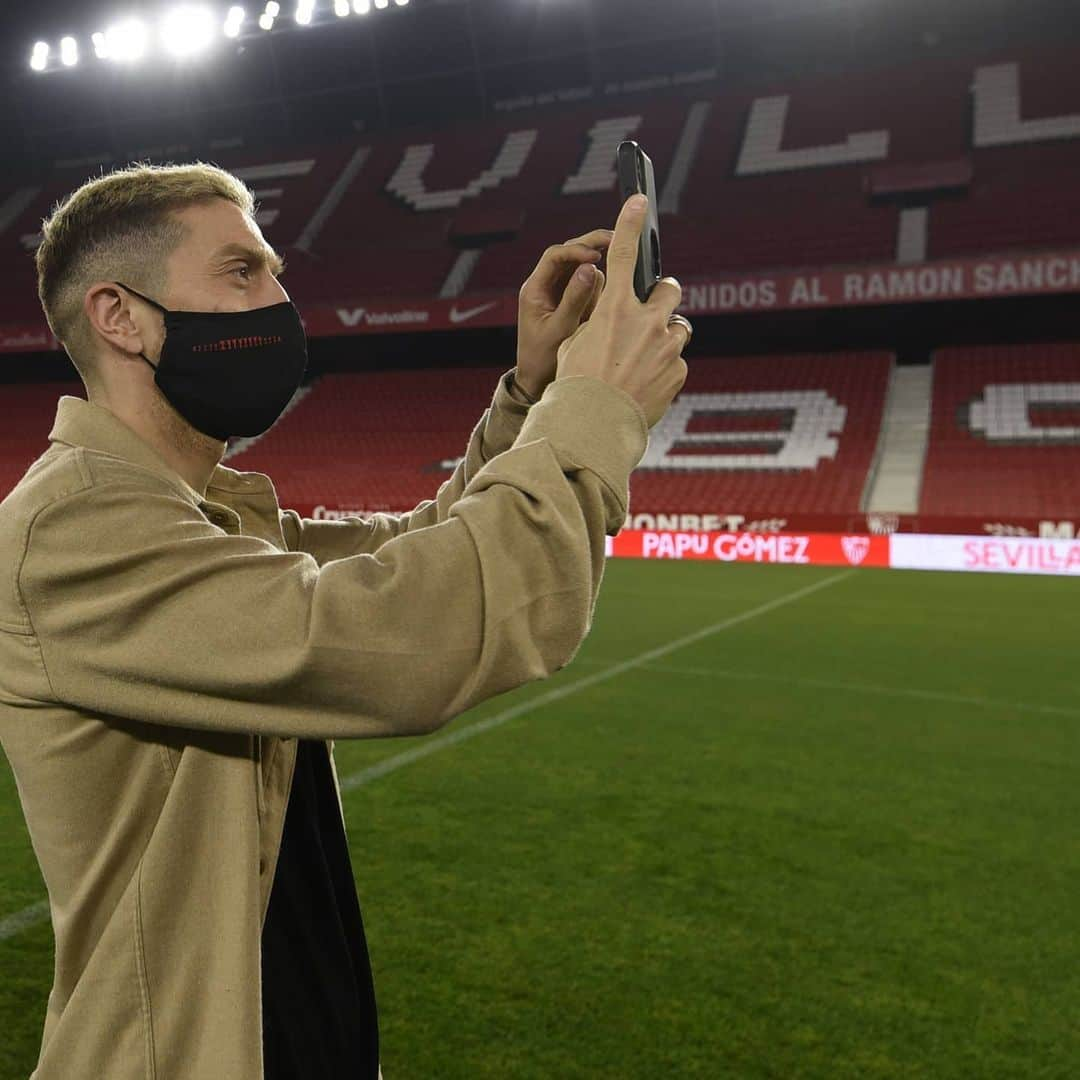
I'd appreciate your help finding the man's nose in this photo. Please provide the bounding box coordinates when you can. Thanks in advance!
[264,275,289,306]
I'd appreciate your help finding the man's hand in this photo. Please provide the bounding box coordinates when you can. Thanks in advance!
[554,194,689,429]
[514,229,610,400]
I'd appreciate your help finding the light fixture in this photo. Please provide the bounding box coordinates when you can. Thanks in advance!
[161,5,216,57]
[224,6,246,37]
[28,0,402,72]
[104,19,148,63]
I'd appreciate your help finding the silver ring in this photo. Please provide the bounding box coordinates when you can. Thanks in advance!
[667,313,693,344]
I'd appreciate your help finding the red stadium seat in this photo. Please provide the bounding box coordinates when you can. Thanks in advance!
[920,344,1080,520]
[0,382,84,499]
[219,353,893,520]
[1,42,1077,326]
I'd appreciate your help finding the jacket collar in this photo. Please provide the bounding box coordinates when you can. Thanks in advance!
[48,395,270,509]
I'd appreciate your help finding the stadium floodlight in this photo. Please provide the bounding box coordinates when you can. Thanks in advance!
[224,6,246,37]
[28,0,399,74]
[104,18,149,62]
[30,42,49,72]
[161,5,216,57]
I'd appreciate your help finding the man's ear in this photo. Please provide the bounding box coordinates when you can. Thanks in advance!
[84,282,150,360]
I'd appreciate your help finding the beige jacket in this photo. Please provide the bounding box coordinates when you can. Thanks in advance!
[0,366,648,1080]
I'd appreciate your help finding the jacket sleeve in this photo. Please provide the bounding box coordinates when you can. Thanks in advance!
[19,375,648,742]
[279,367,535,565]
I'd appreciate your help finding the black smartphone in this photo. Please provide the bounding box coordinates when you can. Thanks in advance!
[615,140,662,302]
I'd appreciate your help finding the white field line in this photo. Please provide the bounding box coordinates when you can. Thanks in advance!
[571,660,1080,720]
[0,570,852,941]
[0,899,49,941]
[337,570,854,791]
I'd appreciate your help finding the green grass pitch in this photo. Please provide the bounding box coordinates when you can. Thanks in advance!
[3,561,1080,1078]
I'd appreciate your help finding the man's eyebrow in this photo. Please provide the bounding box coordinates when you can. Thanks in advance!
[210,241,286,276]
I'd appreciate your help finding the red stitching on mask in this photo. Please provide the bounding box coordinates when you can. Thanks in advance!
[191,334,285,353]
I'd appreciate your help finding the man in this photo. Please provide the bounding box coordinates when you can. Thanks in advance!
[0,161,689,1079]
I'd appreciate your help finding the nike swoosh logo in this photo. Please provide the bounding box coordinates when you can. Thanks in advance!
[448,301,498,324]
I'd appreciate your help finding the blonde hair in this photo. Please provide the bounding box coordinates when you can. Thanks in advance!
[35,160,256,389]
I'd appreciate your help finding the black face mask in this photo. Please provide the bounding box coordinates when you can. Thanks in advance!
[113,281,309,441]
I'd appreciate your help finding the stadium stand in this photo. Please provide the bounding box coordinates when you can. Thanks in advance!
[919,344,1080,520]
[627,352,892,518]
[11,348,1080,531]
[0,239,39,325]
[928,51,1080,260]
[463,96,689,294]
[224,366,504,513]
[1,43,1078,327]
[0,381,82,497]
[215,352,894,519]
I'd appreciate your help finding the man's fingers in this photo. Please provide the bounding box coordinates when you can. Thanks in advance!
[525,243,603,295]
[603,194,649,301]
[522,229,613,299]
[580,268,605,323]
[556,243,603,262]
[561,228,614,251]
[554,261,601,321]
[666,317,692,352]
[647,276,682,318]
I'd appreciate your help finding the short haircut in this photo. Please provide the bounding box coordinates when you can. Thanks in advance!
[35,160,256,389]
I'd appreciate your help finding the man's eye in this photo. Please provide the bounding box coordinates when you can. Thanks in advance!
[232,264,252,279]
